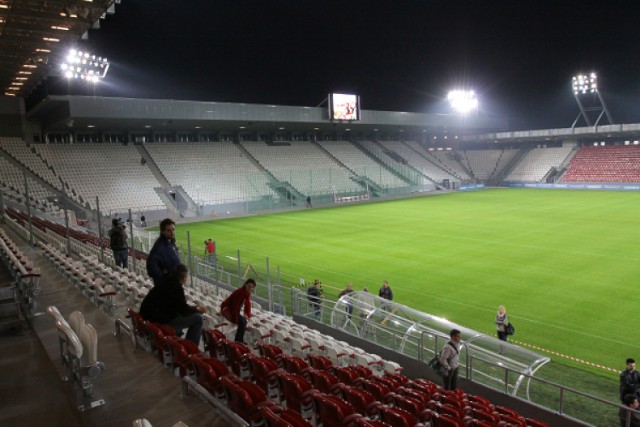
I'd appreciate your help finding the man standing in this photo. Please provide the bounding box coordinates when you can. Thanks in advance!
[379,280,393,311]
[307,280,322,320]
[206,239,215,264]
[140,213,146,227]
[108,218,128,268]
[146,218,180,285]
[339,283,354,319]
[439,329,462,390]
[220,278,256,343]
[621,358,640,401]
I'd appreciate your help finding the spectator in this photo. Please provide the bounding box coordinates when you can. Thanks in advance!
[140,213,146,227]
[108,218,128,268]
[306,195,312,208]
[619,394,640,427]
[339,283,354,319]
[206,239,215,264]
[146,218,180,285]
[379,280,393,311]
[359,287,375,318]
[307,280,322,320]
[139,264,206,345]
[621,359,640,401]
[220,278,256,343]
[495,305,510,342]
[438,329,462,390]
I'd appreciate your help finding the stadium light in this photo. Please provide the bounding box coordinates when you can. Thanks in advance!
[572,73,597,95]
[570,72,613,128]
[61,48,110,83]
[447,90,478,114]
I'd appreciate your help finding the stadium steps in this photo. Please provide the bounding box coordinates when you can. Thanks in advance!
[134,144,171,188]
[309,139,357,174]
[494,148,530,185]
[351,140,415,185]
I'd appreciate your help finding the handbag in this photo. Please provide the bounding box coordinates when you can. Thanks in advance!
[506,323,515,336]
[428,352,442,371]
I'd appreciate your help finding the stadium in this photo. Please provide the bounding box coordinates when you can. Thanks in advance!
[2,2,640,427]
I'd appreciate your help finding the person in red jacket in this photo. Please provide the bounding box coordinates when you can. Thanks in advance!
[220,278,256,343]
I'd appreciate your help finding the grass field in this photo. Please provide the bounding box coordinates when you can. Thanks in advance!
[171,188,640,420]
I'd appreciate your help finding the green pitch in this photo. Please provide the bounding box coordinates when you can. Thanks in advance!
[175,188,640,378]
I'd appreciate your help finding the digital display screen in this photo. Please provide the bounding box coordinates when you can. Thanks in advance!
[330,93,360,121]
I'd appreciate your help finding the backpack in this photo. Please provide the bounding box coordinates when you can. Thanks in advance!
[428,342,458,372]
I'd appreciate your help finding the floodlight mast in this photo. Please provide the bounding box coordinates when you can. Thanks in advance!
[571,73,614,129]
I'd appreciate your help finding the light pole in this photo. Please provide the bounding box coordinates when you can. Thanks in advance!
[571,73,614,128]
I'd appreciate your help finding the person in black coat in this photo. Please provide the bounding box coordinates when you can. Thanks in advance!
[146,218,180,285]
[140,264,206,344]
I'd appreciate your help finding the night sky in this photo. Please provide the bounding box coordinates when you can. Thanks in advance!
[50,0,640,130]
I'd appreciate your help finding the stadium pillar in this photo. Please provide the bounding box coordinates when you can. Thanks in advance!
[22,167,34,247]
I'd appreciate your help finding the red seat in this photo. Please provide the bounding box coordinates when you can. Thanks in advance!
[144,321,175,365]
[220,375,271,422]
[244,353,280,396]
[312,393,356,427]
[258,404,312,427]
[333,366,360,385]
[332,383,377,415]
[383,392,425,414]
[497,414,526,427]
[354,377,390,400]
[368,402,419,427]
[471,408,500,425]
[258,342,285,363]
[350,365,373,378]
[274,370,313,412]
[127,308,149,348]
[307,353,333,371]
[164,336,201,377]
[395,386,431,405]
[222,340,251,376]
[202,328,226,359]
[189,354,228,396]
[369,375,400,390]
[434,413,466,427]
[383,371,409,385]
[304,367,339,394]
[281,353,309,375]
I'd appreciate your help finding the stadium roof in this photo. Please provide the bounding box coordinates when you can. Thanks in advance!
[0,0,117,98]
[27,95,509,135]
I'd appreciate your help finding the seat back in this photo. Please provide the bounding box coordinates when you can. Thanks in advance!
[257,342,284,362]
[68,310,85,335]
[339,385,376,415]
[276,371,312,412]
[247,354,280,392]
[55,320,83,358]
[377,405,419,427]
[47,305,67,326]
[307,353,333,371]
[282,354,309,375]
[305,368,338,394]
[78,323,98,365]
[223,340,251,375]
[314,394,355,427]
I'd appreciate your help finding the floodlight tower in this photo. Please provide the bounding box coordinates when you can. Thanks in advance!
[447,90,478,115]
[571,73,613,128]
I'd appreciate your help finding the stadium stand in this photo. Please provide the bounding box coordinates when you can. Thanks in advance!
[145,141,273,205]
[240,140,360,196]
[460,149,519,181]
[317,140,408,189]
[31,143,164,213]
[505,146,574,182]
[561,145,640,183]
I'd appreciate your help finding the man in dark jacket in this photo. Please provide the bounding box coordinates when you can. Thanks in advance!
[621,359,640,401]
[139,264,206,344]
[108,218,128,268]
[146,218,180,284]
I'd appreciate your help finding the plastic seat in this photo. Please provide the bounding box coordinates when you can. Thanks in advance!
[202,328,227,360]
[304,367,339,394]
[368,402,420,427]
[257,342,285,364]
[281,354,309,375]
[164,336,201,377]
[354,377,390,400]
[244,353,280,397]
[332,383,376,415]
[307,353,333,371]
[312,393,356,427]
[383,392,425,414]
[257,404,312,427]
[221,340,251,376]
[189,354,228,397]
[274,370,313,412]
[220,375,270,422]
